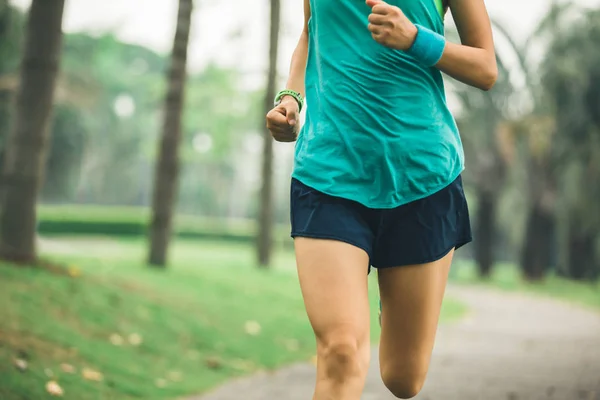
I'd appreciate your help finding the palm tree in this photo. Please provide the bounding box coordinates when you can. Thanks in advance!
[257,0,281,268]
[0,0,65,263]
[148,0,193,267]
[501,2,578,281]
[449,24,519,278]
[541,8,600,281]
[450,14,564,280]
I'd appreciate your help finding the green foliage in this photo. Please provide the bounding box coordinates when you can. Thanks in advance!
[51,33,167,205]
[0,238,467,399]
[183,65,252,159]
[0,13,268,216]
[0,2,24,155]
[0,1,23,75]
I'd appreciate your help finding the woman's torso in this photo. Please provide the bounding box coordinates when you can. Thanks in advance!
[293,0,464,208]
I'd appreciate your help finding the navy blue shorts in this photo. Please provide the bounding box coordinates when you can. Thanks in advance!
[290,175,472,269]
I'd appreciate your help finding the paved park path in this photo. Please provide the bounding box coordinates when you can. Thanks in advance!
[191,286,600,400]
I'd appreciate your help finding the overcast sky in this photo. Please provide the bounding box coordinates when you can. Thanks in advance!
[9,0,600,85]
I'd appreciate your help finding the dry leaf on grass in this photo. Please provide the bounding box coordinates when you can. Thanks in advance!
[82,368,103,382]
[46,381,64,397]
[109,334,124,346]
[60,364,75,374]
[244,320,261,336]
[230,358,255,372]
[155,378,168,388]
[14,358,27,371]
[67,266,81,277]
[167,370,183,382]
[128,333,143,346]
[205,356,222,369]
[284,339,300,352]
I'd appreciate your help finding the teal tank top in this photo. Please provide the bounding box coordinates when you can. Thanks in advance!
[292,0,464,208]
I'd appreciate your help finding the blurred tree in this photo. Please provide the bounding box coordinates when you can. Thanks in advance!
[451,14,566,280]
[257,0,281,268]
[148,0,193,267]
[0,0,65,262]
[450,25,519,278]
[488,20,556,282]
[542,8,600,281]
[510,2,578,281]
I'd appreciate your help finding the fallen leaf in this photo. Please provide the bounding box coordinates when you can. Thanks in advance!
[14,358,27,371]
[67,266,81,277]
[167,370,183,382]
[109,334,124,346]
[230,358,255,372]
[155,378,167,388]
[128,333,143,346]
[284,339,299,352]
[60,364,75,374]
[244,320,261,336]
[205,356,222,369]
[46,381,64,397]
[82,368,103,382]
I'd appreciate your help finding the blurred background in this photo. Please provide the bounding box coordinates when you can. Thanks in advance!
[0,0,599,399]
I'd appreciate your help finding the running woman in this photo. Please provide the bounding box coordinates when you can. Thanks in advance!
[266,0,496,398]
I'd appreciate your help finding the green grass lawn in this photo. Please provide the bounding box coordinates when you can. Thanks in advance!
[1,237,466,400]
[450,261,600,311]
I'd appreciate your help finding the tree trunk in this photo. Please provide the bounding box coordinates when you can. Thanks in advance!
[0,0,64,263]
[257,0,281,268]
[566,224,597,281]
[474,190,496,278]
[521,203,555,281]
[148,0,193,267]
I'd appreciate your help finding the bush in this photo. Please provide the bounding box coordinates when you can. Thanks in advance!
[37,205,291,245]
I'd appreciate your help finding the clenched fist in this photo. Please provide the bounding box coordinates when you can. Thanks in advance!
[366,0,418,51]
[266,96,300,142]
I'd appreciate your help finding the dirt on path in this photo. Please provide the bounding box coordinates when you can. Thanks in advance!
[190,286,600,400]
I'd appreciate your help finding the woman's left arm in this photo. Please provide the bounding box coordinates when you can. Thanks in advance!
[436,0,498,91]
[366,0,497,90]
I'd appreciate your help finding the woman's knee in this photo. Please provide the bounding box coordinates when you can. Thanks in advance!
[317,331,370,381]
[380,364,427,399]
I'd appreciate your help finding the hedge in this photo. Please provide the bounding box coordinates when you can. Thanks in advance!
[37,205,291,245]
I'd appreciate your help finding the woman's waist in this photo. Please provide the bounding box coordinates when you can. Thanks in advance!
[305,89,455,135]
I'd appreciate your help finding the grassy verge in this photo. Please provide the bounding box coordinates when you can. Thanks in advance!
[450,261,600,311]
[36,205,292,246]
[1,237,466,400]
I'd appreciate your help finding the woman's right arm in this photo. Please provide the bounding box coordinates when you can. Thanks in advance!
[283,0,310,97]
[266,0,310,142]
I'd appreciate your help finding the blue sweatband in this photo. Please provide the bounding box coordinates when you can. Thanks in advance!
[406,24,446,67]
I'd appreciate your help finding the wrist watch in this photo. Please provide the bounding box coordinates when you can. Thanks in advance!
[274,89,304,112]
